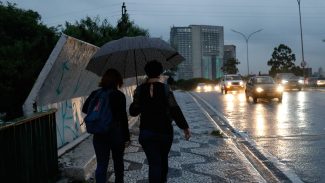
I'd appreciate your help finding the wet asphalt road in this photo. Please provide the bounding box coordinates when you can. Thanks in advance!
[195,89,325,183]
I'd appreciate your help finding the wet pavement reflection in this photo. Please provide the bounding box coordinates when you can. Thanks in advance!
[197,90,325,183]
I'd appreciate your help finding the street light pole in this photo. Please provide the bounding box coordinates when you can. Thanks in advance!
[297,0,306,83]
[231,29,263,76]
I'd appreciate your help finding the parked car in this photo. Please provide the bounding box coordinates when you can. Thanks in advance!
[245,76,284,103]
[219,74,245,94]
[275,73,303,91]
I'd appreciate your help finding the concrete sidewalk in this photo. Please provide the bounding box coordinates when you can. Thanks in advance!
[106,91,264,183]
[58,91,265,183]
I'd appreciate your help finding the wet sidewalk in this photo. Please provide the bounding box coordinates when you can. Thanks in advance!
[105,91,265,183]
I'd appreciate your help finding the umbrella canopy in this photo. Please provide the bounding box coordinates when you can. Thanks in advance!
[86,36,184,79]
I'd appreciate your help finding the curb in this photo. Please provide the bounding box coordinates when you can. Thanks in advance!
[189,92,303,183]
[57,116,139,182]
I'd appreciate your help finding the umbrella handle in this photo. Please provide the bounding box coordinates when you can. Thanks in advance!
[134,50,139,86]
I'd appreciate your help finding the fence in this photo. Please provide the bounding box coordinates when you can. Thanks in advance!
[0,109,58,183]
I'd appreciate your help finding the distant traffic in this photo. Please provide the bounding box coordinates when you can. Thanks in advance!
[193,73,324,104]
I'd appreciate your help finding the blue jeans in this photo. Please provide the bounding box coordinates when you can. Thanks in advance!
[139,130,173,183]
[93,129,125,183]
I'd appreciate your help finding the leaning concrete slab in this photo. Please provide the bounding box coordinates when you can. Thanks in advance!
[22,34,101,147]
[23,34,139,148]
[23,34,100,114]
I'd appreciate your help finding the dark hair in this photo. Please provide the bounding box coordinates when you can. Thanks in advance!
[167,76,175,85]
[144,60,163,78]
[99,68,123,88]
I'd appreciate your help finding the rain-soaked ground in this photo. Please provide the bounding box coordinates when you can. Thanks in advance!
[81,91,265,183]
[197,89,325,183]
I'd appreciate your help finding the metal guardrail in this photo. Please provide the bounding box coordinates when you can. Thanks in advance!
[0,109,58,183]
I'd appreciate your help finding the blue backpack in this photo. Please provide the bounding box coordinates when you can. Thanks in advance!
[84,89,113,134]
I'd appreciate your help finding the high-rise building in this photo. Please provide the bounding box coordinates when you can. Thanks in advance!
[316,67,323,77]
[304,67,312,77]
[170,25,224,80]
[170,27,192,79]
[224,45,236,63]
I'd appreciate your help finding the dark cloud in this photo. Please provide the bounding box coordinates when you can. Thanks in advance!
[7,0,325,74]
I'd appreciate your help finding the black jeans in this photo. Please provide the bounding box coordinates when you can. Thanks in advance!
[139,129,173,183]
[93,129,125,183]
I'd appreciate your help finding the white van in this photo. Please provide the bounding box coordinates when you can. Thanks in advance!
[219,74,245,94]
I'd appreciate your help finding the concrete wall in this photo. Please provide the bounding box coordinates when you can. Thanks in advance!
[24,34,139,148]
[39,85,136,148]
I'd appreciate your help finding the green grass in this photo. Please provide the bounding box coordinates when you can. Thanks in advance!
[210,130,223,138]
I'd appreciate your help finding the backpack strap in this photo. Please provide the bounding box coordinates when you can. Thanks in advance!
[164,84,170,97]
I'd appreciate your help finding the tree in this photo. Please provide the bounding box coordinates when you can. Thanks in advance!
[116,13,149,39]
[63,16,115,46]
[0,2,149,120]
[221,58,240,74]
[0,2,58,120]
[62,13,149,47]
[267,44,302,76]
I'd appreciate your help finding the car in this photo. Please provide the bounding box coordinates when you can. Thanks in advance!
[245,76,284,103]
[219,74,245,94]
[306,77,318,87]
[275,73,303,91]
[316,77,325,87]
[196,83,216,92]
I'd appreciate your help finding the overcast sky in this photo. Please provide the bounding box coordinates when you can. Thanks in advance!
[7,0,325,75]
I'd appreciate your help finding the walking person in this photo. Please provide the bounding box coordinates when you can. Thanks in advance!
[129,60,191,183]
[82,68,130,183]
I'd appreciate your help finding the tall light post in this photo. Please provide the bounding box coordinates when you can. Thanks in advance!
[231,29,263,76]
[297,0,306,83]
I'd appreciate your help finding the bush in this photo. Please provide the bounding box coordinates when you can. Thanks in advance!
[211,130,223,137]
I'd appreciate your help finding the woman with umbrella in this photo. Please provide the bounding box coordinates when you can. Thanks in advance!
[82,69,130,183]
[129,60,191,183]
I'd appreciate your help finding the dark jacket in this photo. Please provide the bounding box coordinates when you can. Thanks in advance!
[82,88,130,142]
[129,81,189,134]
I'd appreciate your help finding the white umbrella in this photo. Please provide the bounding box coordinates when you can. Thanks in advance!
[86,36,184,82]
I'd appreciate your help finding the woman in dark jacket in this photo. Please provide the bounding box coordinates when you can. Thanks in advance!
[129,60,191,183]
[82,68,130,183]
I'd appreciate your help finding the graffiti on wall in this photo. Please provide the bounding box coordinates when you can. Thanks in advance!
[40,86,135,147]
[26,35,140,148]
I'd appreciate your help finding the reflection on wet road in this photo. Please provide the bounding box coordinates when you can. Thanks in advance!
[197,90,325,183]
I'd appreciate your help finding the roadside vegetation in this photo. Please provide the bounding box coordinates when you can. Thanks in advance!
[0,2,59,120]
[0,2,147,121]
[211,130,224,138]
[267,44,303,77]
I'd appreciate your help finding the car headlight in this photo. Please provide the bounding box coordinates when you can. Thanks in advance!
[197,86,201,90]
[277,85,284,92]
[226,82,232,88]
[256,87,264,93]
[298,80,304,84]
[240,81,244,86]
[281,80,288,84]
[204,85,212,91]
